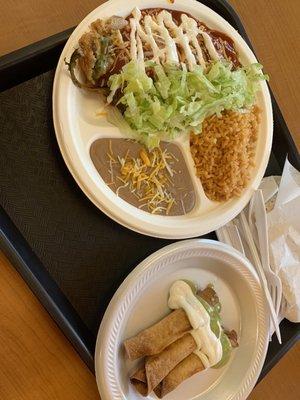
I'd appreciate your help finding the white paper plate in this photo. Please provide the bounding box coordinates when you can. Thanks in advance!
[53,0,273,239]
[95,239,269,400]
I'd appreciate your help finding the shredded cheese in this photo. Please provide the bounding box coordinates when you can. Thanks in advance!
[107,145,177,215]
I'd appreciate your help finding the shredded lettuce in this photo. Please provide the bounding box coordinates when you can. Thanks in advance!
[106,105,135,138]
[107,60,268,147]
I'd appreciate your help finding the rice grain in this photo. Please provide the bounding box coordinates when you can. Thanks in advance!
[190,107,259,202]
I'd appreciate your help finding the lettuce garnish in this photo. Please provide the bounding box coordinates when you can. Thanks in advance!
[108,60,268,147]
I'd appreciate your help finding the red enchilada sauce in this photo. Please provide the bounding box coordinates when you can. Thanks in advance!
[101,7,241,86]
[126,8,241,67]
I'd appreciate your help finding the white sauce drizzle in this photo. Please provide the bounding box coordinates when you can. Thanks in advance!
[181,14,206,68]
[143,16,162,63]
[153,12,179,64]
[200,31,220,61]
[130,17,137,60]
[136,36,145,69]
[128,7,221,70]
[168,280,223,368]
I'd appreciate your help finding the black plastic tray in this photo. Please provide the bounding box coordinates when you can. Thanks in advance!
[0,0,299,379]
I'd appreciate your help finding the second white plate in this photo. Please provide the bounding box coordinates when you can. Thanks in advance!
[95,239,269,400]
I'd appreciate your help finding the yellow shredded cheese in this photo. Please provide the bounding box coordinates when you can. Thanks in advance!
[108,146,177,215]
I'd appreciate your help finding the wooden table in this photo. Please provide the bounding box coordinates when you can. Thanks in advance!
[0,1,299,399]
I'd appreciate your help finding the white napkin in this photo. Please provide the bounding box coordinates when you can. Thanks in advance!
[267,159,300,322]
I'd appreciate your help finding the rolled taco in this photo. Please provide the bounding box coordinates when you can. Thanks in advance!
[124,308,191,360]
[130,333,197,395]
[154,353,205,398]
[126,280,238,398]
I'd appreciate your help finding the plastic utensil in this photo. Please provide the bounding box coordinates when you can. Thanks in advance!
[217,222,245,255]
[227,222,245,255]
[239,211,282,344]
[253,190,283,316]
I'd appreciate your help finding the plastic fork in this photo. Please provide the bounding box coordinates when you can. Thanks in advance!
[227,222,245,255]
[248,197,260,249]
[217,221,245,255]
[250,190,283,316]
[239,210,282,344]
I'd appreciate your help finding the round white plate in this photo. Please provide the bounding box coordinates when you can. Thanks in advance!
[53,0,273,239]
[95,239,269,400]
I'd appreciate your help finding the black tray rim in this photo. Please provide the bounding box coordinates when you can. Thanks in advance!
[0,0,299,379]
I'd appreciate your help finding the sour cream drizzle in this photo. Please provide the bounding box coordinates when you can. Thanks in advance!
[129,7,221,69]
[168,280,223,369]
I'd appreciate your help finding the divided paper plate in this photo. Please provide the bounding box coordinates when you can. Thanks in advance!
[53,0,273,238]
[95,240,269,400]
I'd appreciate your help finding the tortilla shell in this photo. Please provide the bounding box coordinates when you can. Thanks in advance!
[130,333,197,395]
[124,309,192,360]
[154,353,204,398]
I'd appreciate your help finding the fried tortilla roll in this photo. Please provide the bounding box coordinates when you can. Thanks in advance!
[130,368,148,396]
[130,369,148,397]
[130,333,197,395]
[154,353,205,398]
[124,308,191,360]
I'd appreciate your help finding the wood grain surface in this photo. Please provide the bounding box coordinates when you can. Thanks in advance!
[0,252,100,400]
[0,1,299,399]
